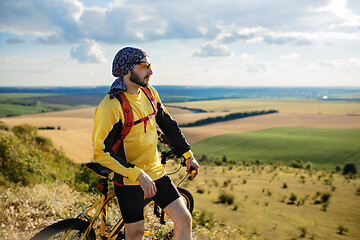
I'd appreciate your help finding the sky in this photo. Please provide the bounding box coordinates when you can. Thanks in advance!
[0,0,359,87]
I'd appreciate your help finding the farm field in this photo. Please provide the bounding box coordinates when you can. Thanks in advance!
[2,99,360,163]
[0,93,83,117]
[167,98,360,115]
[192,128,360,169]
[176,164,360,240]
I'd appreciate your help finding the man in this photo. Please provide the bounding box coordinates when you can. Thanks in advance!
[92,47,199,240]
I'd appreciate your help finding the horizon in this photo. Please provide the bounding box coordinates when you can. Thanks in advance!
[1,0,360,87]
[1,85,360,89]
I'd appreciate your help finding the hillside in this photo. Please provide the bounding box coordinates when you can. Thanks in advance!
[0,122,258,240]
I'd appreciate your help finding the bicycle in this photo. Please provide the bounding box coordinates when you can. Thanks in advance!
[30,149,195,240]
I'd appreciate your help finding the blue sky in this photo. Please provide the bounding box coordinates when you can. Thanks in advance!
[0,0,359,87]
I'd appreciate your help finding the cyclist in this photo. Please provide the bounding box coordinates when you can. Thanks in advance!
[92,47,199,240]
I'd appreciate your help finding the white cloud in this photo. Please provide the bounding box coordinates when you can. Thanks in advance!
[247,63,268,73]
[280,53,301,59]
[315,0,360,28]
[193,42,233,57]
[0,0,84,37]
[70,40,106,63]
[310,58,360,69]
[1,0,359,50]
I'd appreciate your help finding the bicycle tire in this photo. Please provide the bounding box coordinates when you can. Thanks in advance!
[178,186,194,214]
[30,218,96,240]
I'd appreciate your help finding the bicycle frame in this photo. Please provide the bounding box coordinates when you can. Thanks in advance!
[68,150,191,240]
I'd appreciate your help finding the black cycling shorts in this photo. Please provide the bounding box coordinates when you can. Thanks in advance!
[114,175,180,224]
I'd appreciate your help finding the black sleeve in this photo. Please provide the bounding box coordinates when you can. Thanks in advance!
[155,102,191,157]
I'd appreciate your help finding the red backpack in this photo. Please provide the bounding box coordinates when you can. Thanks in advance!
[112,87,157,153]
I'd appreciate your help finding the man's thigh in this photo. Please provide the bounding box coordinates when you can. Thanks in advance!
[163,197,191,223]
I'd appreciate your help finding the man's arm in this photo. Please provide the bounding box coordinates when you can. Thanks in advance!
[155,102,192,157]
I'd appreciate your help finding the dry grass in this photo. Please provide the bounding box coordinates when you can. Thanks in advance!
[0,183,97,240]
[181,165,360,240]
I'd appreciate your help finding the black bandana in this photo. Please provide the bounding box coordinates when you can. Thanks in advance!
[109,47,148,99]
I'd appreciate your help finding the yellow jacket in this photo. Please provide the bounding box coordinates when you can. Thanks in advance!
[92,86,191,185]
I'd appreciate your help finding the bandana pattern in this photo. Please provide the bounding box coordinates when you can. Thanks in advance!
[109,47,148,99]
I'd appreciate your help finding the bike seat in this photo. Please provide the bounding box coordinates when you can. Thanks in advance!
[85,162,112,179]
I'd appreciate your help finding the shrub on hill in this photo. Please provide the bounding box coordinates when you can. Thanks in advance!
[0,122,92,189]
[343,163,357,175]
[289,159,304,169]
[217,191,235,205]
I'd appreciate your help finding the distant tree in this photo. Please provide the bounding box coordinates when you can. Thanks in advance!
[343,163,357,175]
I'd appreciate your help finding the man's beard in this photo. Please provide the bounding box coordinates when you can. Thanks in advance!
[130,71,149,87]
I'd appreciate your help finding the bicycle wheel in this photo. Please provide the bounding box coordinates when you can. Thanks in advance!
[30,219,96,240]
[144,186,194,239]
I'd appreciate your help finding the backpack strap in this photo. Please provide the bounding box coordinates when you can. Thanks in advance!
[141,87,157,113]
[112,92,133,153]
[112,87,158,153]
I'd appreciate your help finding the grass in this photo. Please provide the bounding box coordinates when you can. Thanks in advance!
[179,164,360,240]
[192,128,360,169]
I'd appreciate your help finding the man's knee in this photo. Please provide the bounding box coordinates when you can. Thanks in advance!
[125,222,145,239]
[175,209,192,230]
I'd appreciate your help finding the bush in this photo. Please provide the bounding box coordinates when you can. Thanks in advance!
[337,225,349,235]
[289,159,304,169]
[305,162,313,170]
[0,124,80,187]
[197,188,205,194]
[321,192,332,203]
[218,192,235,205]
[288,193,297,204]
[12,124,37,142]
[343,163,357,175]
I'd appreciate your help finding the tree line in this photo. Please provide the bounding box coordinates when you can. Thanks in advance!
[179,109,278,127]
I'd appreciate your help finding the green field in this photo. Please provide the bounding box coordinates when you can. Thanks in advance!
[0,93,87,117]
[192,128,360,169]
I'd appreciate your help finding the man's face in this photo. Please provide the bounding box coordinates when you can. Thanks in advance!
[129,57,152,87]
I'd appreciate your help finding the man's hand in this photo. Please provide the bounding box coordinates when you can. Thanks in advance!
[137,170,157,198]
[185,156,200,178]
